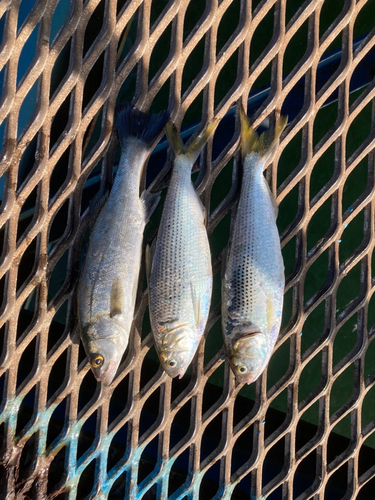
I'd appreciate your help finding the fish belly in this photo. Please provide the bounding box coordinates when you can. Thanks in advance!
[150,179,212,346]
[223,173,284,349]
[79,197,144,337]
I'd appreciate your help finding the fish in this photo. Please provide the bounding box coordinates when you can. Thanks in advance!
[147,119,217,378]
[78,104,168,386]
[221,106,287,384]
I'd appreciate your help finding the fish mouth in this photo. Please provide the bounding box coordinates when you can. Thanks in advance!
[239,330,262,340]
[161,361,189,379]
[178,366,189,379]
[229,328,263,342]
[245,368,264,385]
[95,360,119,386]
[230,361,264,385]
[228,330,271,385]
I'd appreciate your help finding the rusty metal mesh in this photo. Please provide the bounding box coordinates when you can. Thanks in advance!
[1,0,375,498]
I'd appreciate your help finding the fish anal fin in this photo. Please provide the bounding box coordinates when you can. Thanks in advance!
[145,244,152,284]
[263,176,278,218]
[110,277,124,317]
[195,192,207,224]
[141,190,161,222]
[89,192,109,227]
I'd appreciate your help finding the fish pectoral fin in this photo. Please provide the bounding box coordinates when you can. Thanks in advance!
[110,277,124,317]
[141,190,161,222]
[267,296,276,333]
[191,284,202,330]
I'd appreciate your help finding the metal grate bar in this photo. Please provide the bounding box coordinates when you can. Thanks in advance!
[0,0,375,499]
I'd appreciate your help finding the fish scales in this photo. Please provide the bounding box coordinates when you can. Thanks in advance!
[78,105,168,386]
[222,110,286,384]
[151,164,210,325]
[223,157,284,339]
[81,144,146,321]
[149,123,216,378]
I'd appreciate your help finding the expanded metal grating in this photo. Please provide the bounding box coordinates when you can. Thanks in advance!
[1,0,375,498]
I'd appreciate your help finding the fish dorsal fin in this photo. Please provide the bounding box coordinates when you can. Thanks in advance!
[141,190,161,222]
[263,176,278,218]
[110,277,124,317]
[145,238,157,284]
[191,284,202,330]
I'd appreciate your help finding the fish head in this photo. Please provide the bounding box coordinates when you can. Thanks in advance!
[82,317,128,386]
[158,324,197,378]
[228,331,270,384]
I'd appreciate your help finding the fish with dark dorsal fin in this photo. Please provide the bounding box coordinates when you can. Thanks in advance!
[78,105,168,386]
[221,106,287,384]
[148,119,218,378]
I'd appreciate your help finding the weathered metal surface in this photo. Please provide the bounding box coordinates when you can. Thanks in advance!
[0,0,375,498]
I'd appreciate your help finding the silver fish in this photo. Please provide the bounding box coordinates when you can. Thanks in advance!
[221,107,287,384]
[78,105,168,386]
[147,120,217,378]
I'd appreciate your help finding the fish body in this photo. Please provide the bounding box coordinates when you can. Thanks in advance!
[221,110,287,384]
[148,122,217,378]
[78,105,168,385]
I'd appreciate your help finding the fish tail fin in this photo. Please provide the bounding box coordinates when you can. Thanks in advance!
[165,119,218,163]
[115,104,169,149]
[240,105,287,161]
[165,122,186,155]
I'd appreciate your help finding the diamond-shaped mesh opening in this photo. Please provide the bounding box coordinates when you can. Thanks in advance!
[1,0,375,498]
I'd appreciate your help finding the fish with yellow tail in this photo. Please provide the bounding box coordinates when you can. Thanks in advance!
[222,107,287,384]
[147,119,217,378]
[78,105,168,386]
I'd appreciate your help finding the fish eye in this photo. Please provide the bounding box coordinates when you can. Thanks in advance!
[91,355,104,368]
[167,359,177,368]
[237,365,247,374]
